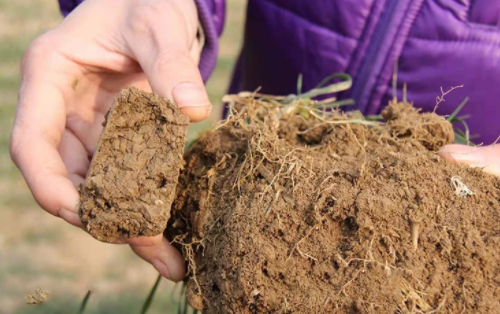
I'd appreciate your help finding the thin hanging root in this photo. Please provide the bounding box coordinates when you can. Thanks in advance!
[450,176,474,198]
[172,234,204,295]
[399,280,433,313]
[410,219,421,251]
[434,85,464,112]
[287,225,319,261]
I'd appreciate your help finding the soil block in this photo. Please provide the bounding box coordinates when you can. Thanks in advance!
[80,87,189,242]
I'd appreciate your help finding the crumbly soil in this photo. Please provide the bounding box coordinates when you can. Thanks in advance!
[25,288,49,305]
[166,98,500,314]
[80,87,189,242]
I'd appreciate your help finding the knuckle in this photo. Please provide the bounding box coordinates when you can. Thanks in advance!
[153,49,191,72]
[23,35,54,64]
[128,3,167,36]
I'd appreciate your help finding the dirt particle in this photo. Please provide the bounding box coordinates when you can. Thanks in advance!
[187,290,203,311]
[25,288,49,305]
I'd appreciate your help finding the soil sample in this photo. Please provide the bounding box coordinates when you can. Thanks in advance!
[80,87,189,242]
[167,98,500,313]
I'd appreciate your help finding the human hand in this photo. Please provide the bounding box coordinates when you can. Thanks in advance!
[10,0,211,281]
[439,144,500,176]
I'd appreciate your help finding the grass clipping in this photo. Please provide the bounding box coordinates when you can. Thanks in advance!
[166,84,500,314]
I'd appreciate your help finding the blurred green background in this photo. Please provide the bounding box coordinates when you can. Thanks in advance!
[0,0,246,313]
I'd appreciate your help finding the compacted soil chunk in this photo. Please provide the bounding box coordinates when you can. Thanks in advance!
[80,87,189,242]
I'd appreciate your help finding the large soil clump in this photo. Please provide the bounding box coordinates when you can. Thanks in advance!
[167,94,500,313]
[80,87,189,242]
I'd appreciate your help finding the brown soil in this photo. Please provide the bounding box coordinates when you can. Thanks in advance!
[80,87,189,242]
[166,97,500,313]
[25,288,49,305]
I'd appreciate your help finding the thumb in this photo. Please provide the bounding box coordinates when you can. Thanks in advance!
[143,50,211,122]
[127,235,185,282]
[124,2,211,122]
[141,50,211,122]
[439,144,500,176]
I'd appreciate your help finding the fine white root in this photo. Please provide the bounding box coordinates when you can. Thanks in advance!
[410,219,421,251]
[450,176,474,198]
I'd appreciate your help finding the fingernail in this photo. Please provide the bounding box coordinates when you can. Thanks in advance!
[172,82,210,108]
[152,259,173,281]
[448,149,483,165]
[57,208,82,227]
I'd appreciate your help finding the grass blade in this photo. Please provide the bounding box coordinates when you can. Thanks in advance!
[301,73,352,99]
[316,73,351,89]
[140,274,162,314]
[186,139,197,151]
[452,118,471,145]
[79,290,92,314]
[297,73,303,96]
[183,297,189,314]
[365,114,383,121]
[447,97,469,122]
[454,128,469,145]
[177,294,189,314]
[314,99,354,109]
[458,119,470,145]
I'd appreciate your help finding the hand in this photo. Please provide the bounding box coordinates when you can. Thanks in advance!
[439,144,500,176]
[10,0,211,281]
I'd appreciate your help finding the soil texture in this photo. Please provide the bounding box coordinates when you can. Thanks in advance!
[167,97,500,314]
[80,87,188,242]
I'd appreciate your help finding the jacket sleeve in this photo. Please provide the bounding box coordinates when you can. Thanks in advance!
[57,0,226,82]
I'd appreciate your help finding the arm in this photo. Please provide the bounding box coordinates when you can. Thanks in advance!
[58,0,226,82]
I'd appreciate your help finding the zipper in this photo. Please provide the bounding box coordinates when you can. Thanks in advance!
[350,0,402,113]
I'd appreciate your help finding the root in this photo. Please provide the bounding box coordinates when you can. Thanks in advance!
[172,234,205,295]
[398,280,433,314]
[184,244,202,295]
[346,123,367,180]
[434,85,464,111]
[410,219,421,251]
[339,269,363,297]
[296,119,381,135]
[287,225,320,261]
[450,176,474,197]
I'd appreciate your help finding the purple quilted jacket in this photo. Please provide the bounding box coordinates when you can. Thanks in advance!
[60,0,500,144]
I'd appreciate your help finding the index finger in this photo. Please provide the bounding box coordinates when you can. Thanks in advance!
[10,38,81,226]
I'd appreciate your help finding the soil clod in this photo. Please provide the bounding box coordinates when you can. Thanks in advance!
[80,87,189,242]
[25,288,49,305]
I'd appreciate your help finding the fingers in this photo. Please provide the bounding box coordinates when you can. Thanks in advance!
[439,144,500,176]
[58,208,83,228]
[59,129,89,186]
[10,37,81,227]
[123,0,211,122]
[141,47,211,123]
[172,82,212,121]
[127,235,186,282]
